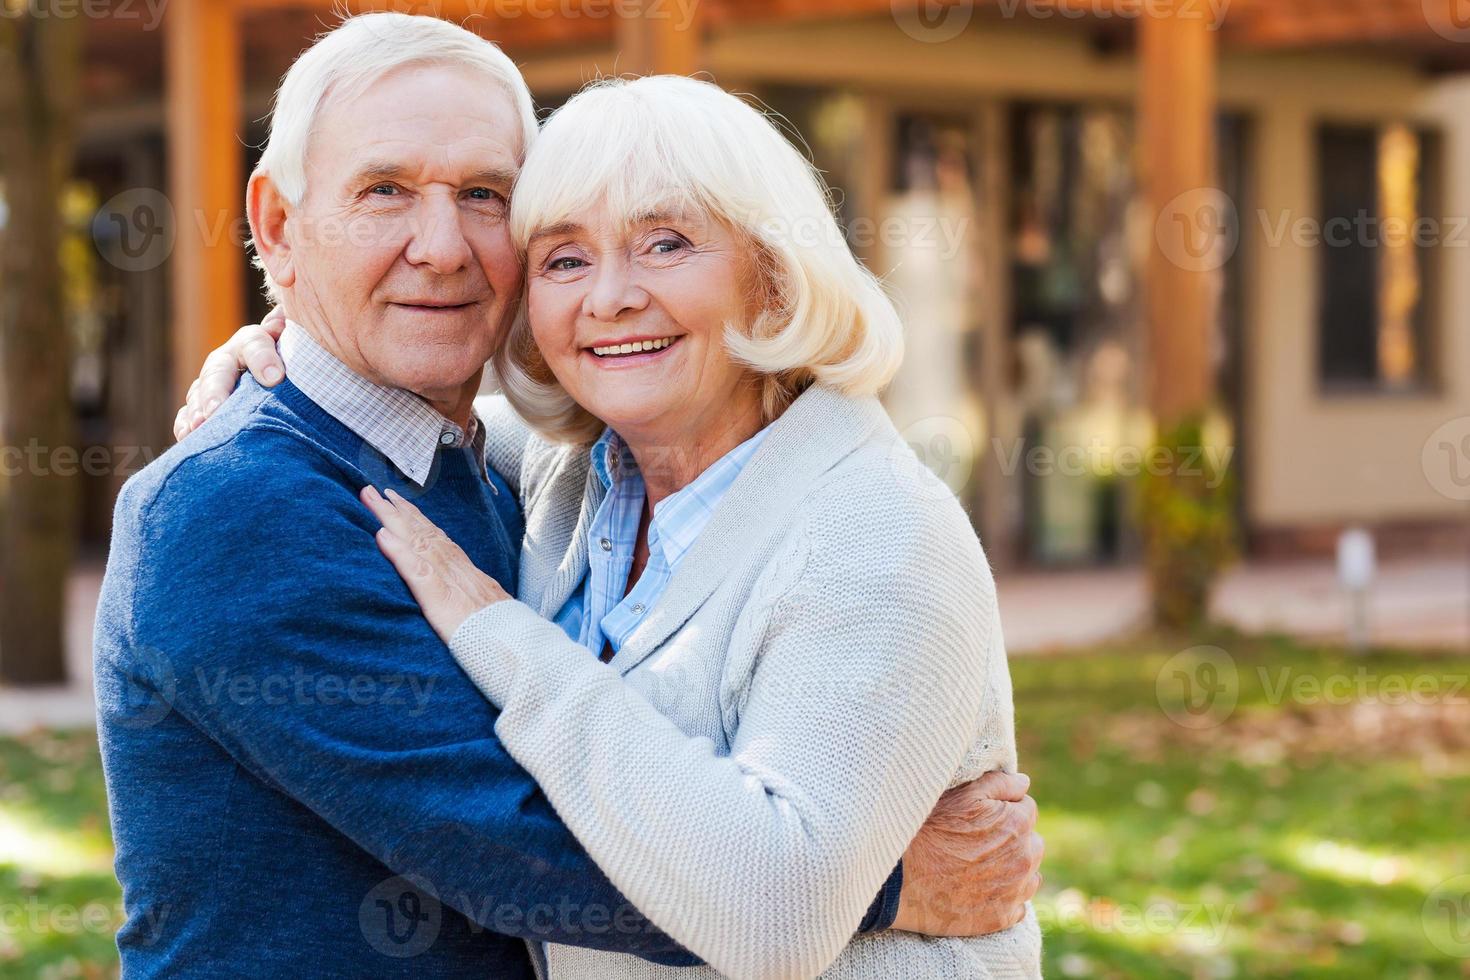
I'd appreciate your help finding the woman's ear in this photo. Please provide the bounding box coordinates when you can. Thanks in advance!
[247,170,296,290]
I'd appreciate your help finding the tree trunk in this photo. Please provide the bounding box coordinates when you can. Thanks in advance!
[0,14,83,686]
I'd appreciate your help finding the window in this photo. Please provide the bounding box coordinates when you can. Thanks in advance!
[1316,123,1440,392]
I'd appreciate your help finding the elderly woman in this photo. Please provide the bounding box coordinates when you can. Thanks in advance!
[181,76,1041,979]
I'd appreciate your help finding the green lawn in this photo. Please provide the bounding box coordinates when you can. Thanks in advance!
[2,631,1467,978]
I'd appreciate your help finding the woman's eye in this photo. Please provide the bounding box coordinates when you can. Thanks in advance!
[548,255,586,271]
[650,238,684,254]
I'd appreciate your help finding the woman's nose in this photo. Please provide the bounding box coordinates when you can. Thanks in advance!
[583,257,650,321]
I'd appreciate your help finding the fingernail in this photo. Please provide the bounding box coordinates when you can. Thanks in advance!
[364,485,381,501]
[263,367,283,384]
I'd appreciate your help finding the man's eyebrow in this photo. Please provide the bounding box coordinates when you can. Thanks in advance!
[461,167,519,189]
[350,160,409,183]
[346,162,519,188]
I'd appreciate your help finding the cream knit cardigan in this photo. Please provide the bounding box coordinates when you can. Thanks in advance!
[465,384,1042,980]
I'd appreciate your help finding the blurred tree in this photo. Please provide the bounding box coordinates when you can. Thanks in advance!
[0,13,83,685]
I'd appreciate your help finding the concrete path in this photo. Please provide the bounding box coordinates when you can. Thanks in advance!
[1,555,1465,734]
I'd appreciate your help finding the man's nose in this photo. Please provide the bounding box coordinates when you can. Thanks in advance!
[583,256,649,322]
[403,194,473,274]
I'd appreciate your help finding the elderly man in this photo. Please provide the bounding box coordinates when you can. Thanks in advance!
[95,13,1040,978]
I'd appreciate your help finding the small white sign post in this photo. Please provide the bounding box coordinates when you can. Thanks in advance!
[1336,527,1375,653]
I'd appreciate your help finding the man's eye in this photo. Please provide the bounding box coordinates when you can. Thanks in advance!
[466,187,503,202]
[369,184,400,197]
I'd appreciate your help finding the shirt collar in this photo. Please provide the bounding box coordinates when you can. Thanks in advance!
[279,319,485,486]
[587,424,771,570]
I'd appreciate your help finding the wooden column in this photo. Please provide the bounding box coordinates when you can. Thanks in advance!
[616,0,703,76]
[166,0,244,399]
[1138,7,1217,423]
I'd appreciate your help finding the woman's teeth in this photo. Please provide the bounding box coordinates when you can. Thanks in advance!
[592,337,675,358]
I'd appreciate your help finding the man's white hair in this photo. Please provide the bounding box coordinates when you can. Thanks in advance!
[497,75,905,444]
[251,13,537,294]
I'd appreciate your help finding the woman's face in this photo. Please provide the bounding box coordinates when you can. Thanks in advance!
[524,201,764,450]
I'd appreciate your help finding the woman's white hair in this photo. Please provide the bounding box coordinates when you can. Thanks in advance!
[251,12,537,295]
[497,75,904,444]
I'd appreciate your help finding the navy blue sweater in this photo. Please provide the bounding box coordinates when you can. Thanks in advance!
[93,377,697,977]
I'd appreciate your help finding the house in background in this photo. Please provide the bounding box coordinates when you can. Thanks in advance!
[67,0,1470,570]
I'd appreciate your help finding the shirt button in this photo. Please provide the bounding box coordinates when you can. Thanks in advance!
[631,603,645,615]
[599,537,612,552]
[439,431,456,446]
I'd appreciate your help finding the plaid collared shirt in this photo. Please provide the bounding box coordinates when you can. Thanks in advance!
[279,320,489,487]
[553,424,771,660]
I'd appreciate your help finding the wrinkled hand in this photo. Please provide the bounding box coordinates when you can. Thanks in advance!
[361,486,512,643]
[172,308,288,441]
[892,770,1044,937]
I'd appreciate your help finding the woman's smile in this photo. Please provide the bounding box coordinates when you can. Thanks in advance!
[583,334,683,367]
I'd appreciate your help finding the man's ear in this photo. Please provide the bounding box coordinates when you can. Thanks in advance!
[247,170,296,289]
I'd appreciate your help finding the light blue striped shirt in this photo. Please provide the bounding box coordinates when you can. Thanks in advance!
[553,425,771,657]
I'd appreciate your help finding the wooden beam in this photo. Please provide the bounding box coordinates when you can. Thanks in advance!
[615,0,703,75]
[1227,0,1455,48]
[1139,5,1217,423]
[166,0,245,399]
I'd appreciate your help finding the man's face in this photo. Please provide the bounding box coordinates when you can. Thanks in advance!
[283,64,523,400]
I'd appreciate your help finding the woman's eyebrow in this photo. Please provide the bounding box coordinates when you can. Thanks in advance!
[528,222,582,245]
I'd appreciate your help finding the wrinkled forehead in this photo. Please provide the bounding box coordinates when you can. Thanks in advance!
[307,63,523,188]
